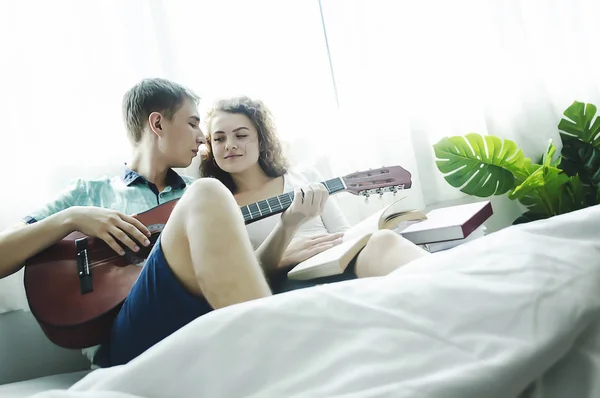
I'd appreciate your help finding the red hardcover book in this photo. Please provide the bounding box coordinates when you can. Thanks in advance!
[397,200,493,245]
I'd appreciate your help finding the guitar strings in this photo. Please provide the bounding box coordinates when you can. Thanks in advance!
[242,178,345,220]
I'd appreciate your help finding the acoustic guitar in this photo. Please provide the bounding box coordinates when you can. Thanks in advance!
[24,166,412,349]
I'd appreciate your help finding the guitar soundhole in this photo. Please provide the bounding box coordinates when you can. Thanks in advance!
[147,223,165,235]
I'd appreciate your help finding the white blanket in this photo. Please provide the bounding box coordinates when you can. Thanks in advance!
[32,205,600,398]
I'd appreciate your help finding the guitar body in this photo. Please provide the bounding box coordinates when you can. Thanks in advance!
[23,165,411,349]
[24,200,178,348]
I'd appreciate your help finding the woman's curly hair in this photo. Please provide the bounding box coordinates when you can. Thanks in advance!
[200,96,289,193]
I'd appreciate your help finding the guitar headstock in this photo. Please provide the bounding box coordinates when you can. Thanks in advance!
[342,165,412,197]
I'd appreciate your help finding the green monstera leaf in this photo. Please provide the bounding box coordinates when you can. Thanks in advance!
[508,163,569,215]
[558,101,600,146]
[512,211,547,225]
[433,133,530,198]
[433,103,600,226]
[558,174,589,214]
[558,101,600,194]
[509,141,587,219]
[559,138,600,186]
[508,175,587,225]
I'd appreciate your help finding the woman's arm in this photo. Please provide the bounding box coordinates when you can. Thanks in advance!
[307,167,351,233]
[254,217,301,276]
[320,196,351,233]
[254,184,329,276]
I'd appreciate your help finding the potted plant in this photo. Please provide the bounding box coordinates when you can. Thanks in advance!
[433,101,600,224]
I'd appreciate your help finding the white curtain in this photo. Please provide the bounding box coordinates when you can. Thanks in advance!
[319,0,600,226]
[0,0,337,230]
[2,0,600,231]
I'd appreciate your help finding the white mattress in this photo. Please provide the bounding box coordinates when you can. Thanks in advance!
[30,205,600,398]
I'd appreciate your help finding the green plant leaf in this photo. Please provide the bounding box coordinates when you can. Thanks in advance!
[433,133,527,197]
[512,211,547,225]
[557,175,588,214]
[558,101,600,191]
[509,164,570,216]
[541,139,562,168]
[558,101,600,146]
[522,157,542,176]
[509,141,567,216]
[559,136,600,187]
[509,165,569,200]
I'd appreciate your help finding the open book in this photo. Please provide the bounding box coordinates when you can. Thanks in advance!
[287,199,493,281]
[287,198,427,281]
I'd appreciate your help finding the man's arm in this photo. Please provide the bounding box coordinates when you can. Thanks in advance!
[0,209,77,279]
[0,206,151,280]
[0,178,86,279]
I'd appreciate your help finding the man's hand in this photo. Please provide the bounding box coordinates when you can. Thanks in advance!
[66,206,152,255]
[279,233,344,268]
[281,183,329,229]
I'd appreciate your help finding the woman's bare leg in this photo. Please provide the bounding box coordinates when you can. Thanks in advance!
[354,230,430,278]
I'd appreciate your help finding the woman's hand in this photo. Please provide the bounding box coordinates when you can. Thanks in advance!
[280,183,329,229]
[279,233,344,268]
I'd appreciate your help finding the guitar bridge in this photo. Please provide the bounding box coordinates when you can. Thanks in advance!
[75,238,93,295]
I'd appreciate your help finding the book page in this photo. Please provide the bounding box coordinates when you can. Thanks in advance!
[379,197,410,225]
[342,208,385,241]
[288,233,372,279]
[290,235,366,273]
[342,197,408,241]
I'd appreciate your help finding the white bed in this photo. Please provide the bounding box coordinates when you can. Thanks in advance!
[30,204,600,398]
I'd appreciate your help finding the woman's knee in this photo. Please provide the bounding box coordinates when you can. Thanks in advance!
[367,229,405,250]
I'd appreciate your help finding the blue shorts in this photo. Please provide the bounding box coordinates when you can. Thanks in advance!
[94,236,213,367]
[94,238,357,367]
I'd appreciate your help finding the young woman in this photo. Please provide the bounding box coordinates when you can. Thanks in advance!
[200,96,429,288]
[200,97,350,264]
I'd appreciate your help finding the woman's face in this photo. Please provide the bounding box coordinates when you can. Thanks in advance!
[209,111,261,174]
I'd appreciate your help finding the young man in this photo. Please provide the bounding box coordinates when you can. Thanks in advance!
[0,78,334,367]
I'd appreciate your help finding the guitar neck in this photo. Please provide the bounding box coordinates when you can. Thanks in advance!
[240,177,346,224]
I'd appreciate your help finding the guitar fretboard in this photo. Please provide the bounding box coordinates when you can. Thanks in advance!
[240,177,346,224]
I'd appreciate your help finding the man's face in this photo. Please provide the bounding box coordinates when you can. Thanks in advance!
[158,99,205,168]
